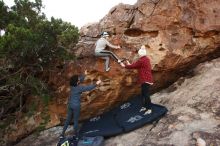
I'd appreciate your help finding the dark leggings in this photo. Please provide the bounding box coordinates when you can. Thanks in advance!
[62,105,80,136]
[95,50,120,62]
[95,50,121,71]
[141,83,152,109]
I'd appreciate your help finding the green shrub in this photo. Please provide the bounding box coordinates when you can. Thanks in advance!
[0,0,79,124]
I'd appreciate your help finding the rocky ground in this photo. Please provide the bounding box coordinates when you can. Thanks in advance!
[15,58,220,146]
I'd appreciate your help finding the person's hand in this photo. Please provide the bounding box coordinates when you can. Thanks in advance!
[120,62,125,67]
[96,79,102,85]
[126,60,131,65]
[84,70,88,75]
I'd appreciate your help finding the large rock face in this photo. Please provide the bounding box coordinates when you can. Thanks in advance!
[3,0,220,144]
[104,58,220,146]
[15,56,220,146]
[53,0,220,121]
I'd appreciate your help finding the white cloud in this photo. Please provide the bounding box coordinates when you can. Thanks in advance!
[4,0,136,28]
[42,0,136,28]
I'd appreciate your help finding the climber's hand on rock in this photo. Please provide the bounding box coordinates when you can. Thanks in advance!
[126,60,131,65]
[96,80,102,85]
[84,70,88,75]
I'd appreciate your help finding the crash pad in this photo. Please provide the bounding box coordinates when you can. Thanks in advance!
[79,95,168,137]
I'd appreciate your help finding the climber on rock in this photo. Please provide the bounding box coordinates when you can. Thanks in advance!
[120,45,153,115]
[95,31,124,72]
[60,70,101,140]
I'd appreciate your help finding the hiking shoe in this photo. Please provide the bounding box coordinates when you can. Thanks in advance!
[106,67,110,72]
[72,134,79,141]
[139,107,147,112]
[75,136,79,141]
[144,109,152,115]
[59,134,65,139]
[117,59,122,63]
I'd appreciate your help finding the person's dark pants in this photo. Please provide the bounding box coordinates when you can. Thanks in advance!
[141,83,152,109]
[62,105,80,136]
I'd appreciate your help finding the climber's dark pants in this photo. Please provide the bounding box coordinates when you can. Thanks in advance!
[62,105,80,136]
[141,83,152,109]
[95,50,120,71]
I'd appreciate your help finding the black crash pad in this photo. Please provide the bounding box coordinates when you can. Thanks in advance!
[79,95,168,137]
[79,110,123,137]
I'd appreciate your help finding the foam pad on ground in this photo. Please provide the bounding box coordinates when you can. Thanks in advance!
[79,95,168,137]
